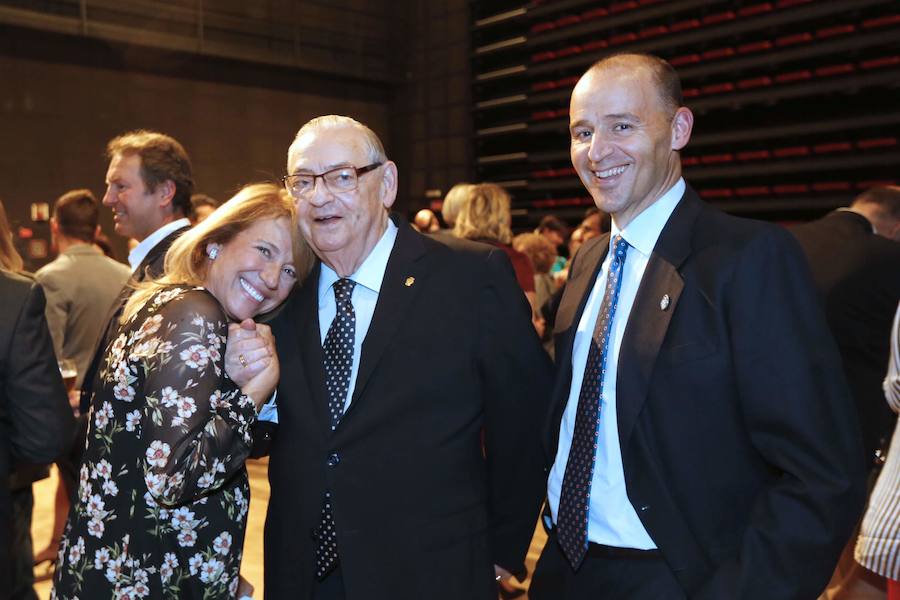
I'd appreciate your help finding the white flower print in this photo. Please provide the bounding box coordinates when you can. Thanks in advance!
[198,558,224,583]
[145,440,171,468]
[94,547,110,570]
[87,517,105,538]
[102,478,119,497]
[213,531,232,555]
[67,536,85,563]
[86,494,105,516]
[125,409,141,432]
[177,529,197,547]
[180,344,209,369]
[176,396,197,418]
[188,553,204,575]
[113,381,135,402]
[170,506,197,530]
[134,314,163,341]
[159,386,179,407]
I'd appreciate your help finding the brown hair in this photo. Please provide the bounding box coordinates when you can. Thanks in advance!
[122,183,315,322]
[107,130,194,218]
[589,53,684,116]
[513,232,557,274]
[54,189,99,243]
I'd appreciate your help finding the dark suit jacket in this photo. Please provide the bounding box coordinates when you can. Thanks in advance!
[79,225,188,412]
[546,187,867,599]
[791,210,900,467]
[264,219,553,599]
[0,271,75,593]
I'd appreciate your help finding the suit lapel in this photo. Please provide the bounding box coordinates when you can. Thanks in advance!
[284,267,330,435]
[616,188,702,449]
[341,218,428,423]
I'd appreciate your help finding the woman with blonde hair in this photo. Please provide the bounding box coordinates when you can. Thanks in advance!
[53,183,314,599]
[454,183,541,336]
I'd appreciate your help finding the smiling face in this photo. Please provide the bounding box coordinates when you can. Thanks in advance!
[103,153,173,241]
[288,124,397,276]
[569,60,693,229]
[203,217,297,321]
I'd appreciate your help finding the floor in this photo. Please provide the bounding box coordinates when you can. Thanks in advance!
[30,459,546,599]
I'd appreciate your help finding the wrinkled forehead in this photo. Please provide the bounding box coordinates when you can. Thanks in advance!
[287,125,368,173]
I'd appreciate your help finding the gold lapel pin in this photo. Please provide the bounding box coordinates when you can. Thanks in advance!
[404,276,415,287]
[660,294,670,311]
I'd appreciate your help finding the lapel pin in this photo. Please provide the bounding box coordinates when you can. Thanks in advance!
[404,276,415,287]
[660,294,670,311]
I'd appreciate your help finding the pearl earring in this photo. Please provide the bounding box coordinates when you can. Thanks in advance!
[208,246,219,260]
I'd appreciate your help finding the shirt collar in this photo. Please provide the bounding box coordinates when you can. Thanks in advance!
[318,219,399,302]
[128,218,191,271]
[611,178,685,257]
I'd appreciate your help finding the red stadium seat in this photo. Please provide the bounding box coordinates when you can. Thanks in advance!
[815,64,855,77]
[862,15,900,28]
[671,19,700,32]
[773,146,810,157]
[774,184,810,194]
[737,149,772,161]
[703,11,736,26]
[738,76,773,89]
[738,3,774,17]
[816,24,856,38]
[813,142,853,154]
[738,40,773,54]
[776,32,813,47]
[856,137,898,149]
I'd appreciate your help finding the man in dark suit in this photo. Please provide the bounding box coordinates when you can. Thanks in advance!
[529,53,866,599]
[0,270,75,594]
[791,187,900,600]
[227,115,553,599]
[78,130,194,414]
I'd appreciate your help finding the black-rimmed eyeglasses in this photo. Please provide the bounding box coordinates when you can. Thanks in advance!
[282,163,382,199]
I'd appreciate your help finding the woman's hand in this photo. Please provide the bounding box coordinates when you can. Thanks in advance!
[225,319,278,410]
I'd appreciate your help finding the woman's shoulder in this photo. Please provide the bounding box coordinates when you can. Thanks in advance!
[139,285,226,327]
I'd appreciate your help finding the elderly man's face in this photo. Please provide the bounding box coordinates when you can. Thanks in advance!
[569,62,691,228]
[288,125,396,275]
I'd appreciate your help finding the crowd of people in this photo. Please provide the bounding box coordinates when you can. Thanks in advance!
[0,52,899,600]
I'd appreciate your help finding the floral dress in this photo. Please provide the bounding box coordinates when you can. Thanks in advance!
[52,286,258,600]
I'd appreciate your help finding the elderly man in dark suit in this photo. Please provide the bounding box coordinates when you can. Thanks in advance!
[529,53,866,600]
[791,186,900,600]
[226,115,552,599]
[0,270,74,594]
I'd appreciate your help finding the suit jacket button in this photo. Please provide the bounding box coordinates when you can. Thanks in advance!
[327,452,340,467]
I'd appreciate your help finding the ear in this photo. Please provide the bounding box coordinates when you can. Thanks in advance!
[379,161,398,210]
[670,106,694,151]
[93,225,101,242]
[156,179,177,209]
[50,217,59,236]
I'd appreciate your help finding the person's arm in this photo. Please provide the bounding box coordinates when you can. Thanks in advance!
[5,281,74,463]
[139,292,261,507]
[696,226,867,599]
[885,301,900,413]
[478,248,554,577]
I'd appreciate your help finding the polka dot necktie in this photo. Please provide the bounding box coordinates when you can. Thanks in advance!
[556,236,630,570]
[315,277,356,580]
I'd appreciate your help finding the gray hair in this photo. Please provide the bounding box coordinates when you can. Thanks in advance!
[287,115,387,170]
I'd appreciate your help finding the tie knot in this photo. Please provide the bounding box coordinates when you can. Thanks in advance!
[333,278,355,302]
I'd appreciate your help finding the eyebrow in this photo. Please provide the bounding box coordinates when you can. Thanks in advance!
[292,162,353,174]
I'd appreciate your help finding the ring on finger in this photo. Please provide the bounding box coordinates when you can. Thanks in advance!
[238,354,248,368]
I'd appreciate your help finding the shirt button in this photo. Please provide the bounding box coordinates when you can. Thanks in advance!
[327,452,340,467]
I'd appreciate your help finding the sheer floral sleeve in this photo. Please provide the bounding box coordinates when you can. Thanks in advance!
[119,287,257,506]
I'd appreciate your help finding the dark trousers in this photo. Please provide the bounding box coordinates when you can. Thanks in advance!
[9,487,38,600]
[530,534,686,600]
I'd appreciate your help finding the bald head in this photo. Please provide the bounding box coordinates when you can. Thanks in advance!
[584,53,684,118]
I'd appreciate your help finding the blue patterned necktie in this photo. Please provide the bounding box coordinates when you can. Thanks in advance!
[557,235,630,569]
[315,277,356,580]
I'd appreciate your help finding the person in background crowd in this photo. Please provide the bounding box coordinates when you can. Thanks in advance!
[531,52,865,600]
[439,182,474,231]
[1,198,75,600]
[225,115,552,599]
[52,183,313,599]
[857,301,900,600]
[190,193,221,225]
[412,208,440,233]
[32,189,131,571]
[792,186,900,600]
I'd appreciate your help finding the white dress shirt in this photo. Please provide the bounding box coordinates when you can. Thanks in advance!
[547,178,685,549]
[127,218,191,272]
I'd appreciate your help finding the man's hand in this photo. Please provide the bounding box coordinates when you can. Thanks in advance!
[225,319,278,409]
[495,564,517,593]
